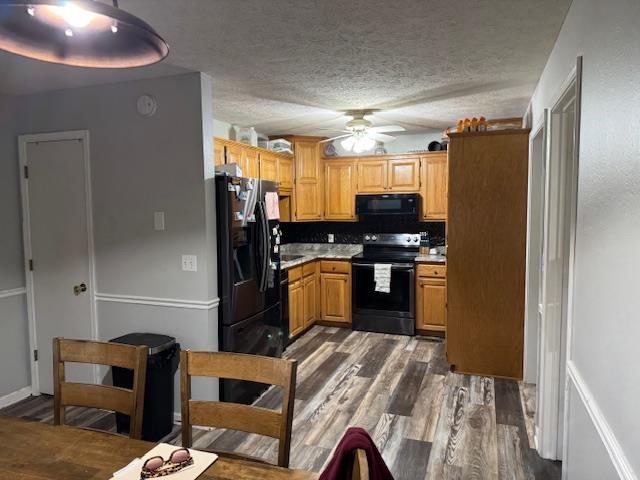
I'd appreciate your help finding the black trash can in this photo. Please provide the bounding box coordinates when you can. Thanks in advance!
[110,333,180,441]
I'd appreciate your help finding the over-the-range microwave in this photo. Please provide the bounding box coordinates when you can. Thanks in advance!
[355,193,420,216]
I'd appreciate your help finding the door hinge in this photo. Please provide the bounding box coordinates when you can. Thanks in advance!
[23,165,29,179]
[29,259,34,271]
[33,350,38,362]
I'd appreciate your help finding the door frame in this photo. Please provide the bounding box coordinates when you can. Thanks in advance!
[18,130,98,395]
[523,114,547,386]
[535,57,582,461]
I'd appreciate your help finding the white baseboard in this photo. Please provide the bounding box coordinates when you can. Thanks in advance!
[567,361,637,480]
[0,386,32,409]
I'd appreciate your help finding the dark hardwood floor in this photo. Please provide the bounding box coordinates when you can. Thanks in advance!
[0,326,560,479]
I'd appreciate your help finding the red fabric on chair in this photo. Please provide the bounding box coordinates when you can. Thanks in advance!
[319,427,394,480]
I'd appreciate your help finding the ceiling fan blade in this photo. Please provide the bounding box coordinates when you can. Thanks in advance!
[367,132,396,142]
[369,125,406,133]
[319,134,352,143]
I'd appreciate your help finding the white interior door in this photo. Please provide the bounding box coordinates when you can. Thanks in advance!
[22,134,95,395]
[536,66,580,460]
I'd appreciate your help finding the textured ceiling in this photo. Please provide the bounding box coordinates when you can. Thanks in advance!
[0,0,571,135]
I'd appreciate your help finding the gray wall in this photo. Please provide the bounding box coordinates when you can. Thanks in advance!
[0,93,31,398]
[7,73,219,406]
[529,0,640,476]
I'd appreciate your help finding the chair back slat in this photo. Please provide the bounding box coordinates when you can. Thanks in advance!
[181,350,297,468]
[58,338,140,369]
[352,449,369,480]
[60,383,134,415]
[190,400,282,438]
[186,351,293,387]
[53,337,148,439]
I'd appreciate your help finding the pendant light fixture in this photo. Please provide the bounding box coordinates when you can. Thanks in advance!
[0,0,169,68]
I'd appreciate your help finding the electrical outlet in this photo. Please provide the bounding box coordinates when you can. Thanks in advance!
[181,254,197,272]
[327,233,335,243]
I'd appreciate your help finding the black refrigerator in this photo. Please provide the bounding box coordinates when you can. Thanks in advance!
[215,173,283,404]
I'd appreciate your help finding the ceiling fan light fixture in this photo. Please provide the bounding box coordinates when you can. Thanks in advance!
[0,0,169,68]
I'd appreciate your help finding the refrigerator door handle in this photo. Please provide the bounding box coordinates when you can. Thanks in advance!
[256,201,270,292]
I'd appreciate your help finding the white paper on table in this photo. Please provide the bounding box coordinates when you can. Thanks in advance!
[111,443,218,480]
[264,191,280,220]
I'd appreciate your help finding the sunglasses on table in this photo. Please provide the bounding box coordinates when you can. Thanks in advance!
[140,448,194,478]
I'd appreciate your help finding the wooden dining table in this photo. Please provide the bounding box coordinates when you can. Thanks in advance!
[1,417,318,480]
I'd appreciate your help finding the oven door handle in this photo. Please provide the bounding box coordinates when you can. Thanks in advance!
[352,262,415,270]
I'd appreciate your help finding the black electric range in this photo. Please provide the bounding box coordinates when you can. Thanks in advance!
[352,233,420,335]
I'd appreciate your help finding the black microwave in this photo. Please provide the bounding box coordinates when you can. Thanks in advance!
[355,193,420,216]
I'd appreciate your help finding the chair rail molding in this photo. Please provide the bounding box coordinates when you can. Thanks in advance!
[95,292,220,310]
[0,287,27,299]
[566,361,637,480]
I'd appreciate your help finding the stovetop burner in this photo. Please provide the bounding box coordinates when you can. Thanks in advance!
[357,233,421,263]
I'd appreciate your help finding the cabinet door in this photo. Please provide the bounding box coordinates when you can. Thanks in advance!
[289,280,303,338]
[321,273,350,323]
[242,148,260,178]
[303,273,316,328]
[388,157,420,192]
[214,139,225,166]
[416,278,446,331]
[225,143,243,168]
[325,161,356,220]
[295,141,320,181]
[295,182,322,221]
[277,155,294,191]
[260,151,278,182]
[357,160,388,193]
[279,196,292,222]
[294,141,322,220]
[421,153,448,220]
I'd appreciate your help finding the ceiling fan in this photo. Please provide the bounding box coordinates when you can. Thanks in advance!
[319,111,405,153]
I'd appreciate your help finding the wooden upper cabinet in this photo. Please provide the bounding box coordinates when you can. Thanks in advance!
[295,141,321,182]
[277,155,294,192]
[388,157,420,192]
[225,142,243,167]
[325,160,357,220]
[295,183,322,221]
[259,151,278,182]
[421,152,448,221]
[241,148,260,178]
[357,160,388,193]
[214,139,225,166]
[290,138,323,221]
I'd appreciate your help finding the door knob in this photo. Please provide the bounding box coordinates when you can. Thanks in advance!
[73,283,87,295]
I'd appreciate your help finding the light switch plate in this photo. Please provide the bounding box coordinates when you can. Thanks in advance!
[181,254,197,272]
[154,211,165,231]
[328,233,335,243]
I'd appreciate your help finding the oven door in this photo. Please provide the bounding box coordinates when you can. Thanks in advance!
[352,262,415,335]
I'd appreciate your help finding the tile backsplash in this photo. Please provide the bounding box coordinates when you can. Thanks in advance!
[280,217,445,246]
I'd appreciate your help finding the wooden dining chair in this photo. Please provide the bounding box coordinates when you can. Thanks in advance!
[53,337,148,439]
[351,449,369,480]
[180,350,297,468]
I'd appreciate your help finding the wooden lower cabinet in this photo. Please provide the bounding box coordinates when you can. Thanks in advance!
[302,273,316,329]
[288,262,320,339]
[288,278,304,338]
[320,261,351,323]
[416,264,447,333]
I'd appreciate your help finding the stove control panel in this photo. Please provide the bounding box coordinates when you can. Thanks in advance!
[363,233,420,246]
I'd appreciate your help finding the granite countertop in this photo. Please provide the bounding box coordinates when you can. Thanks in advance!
[415,254,447,264]
[280,243,363,270]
